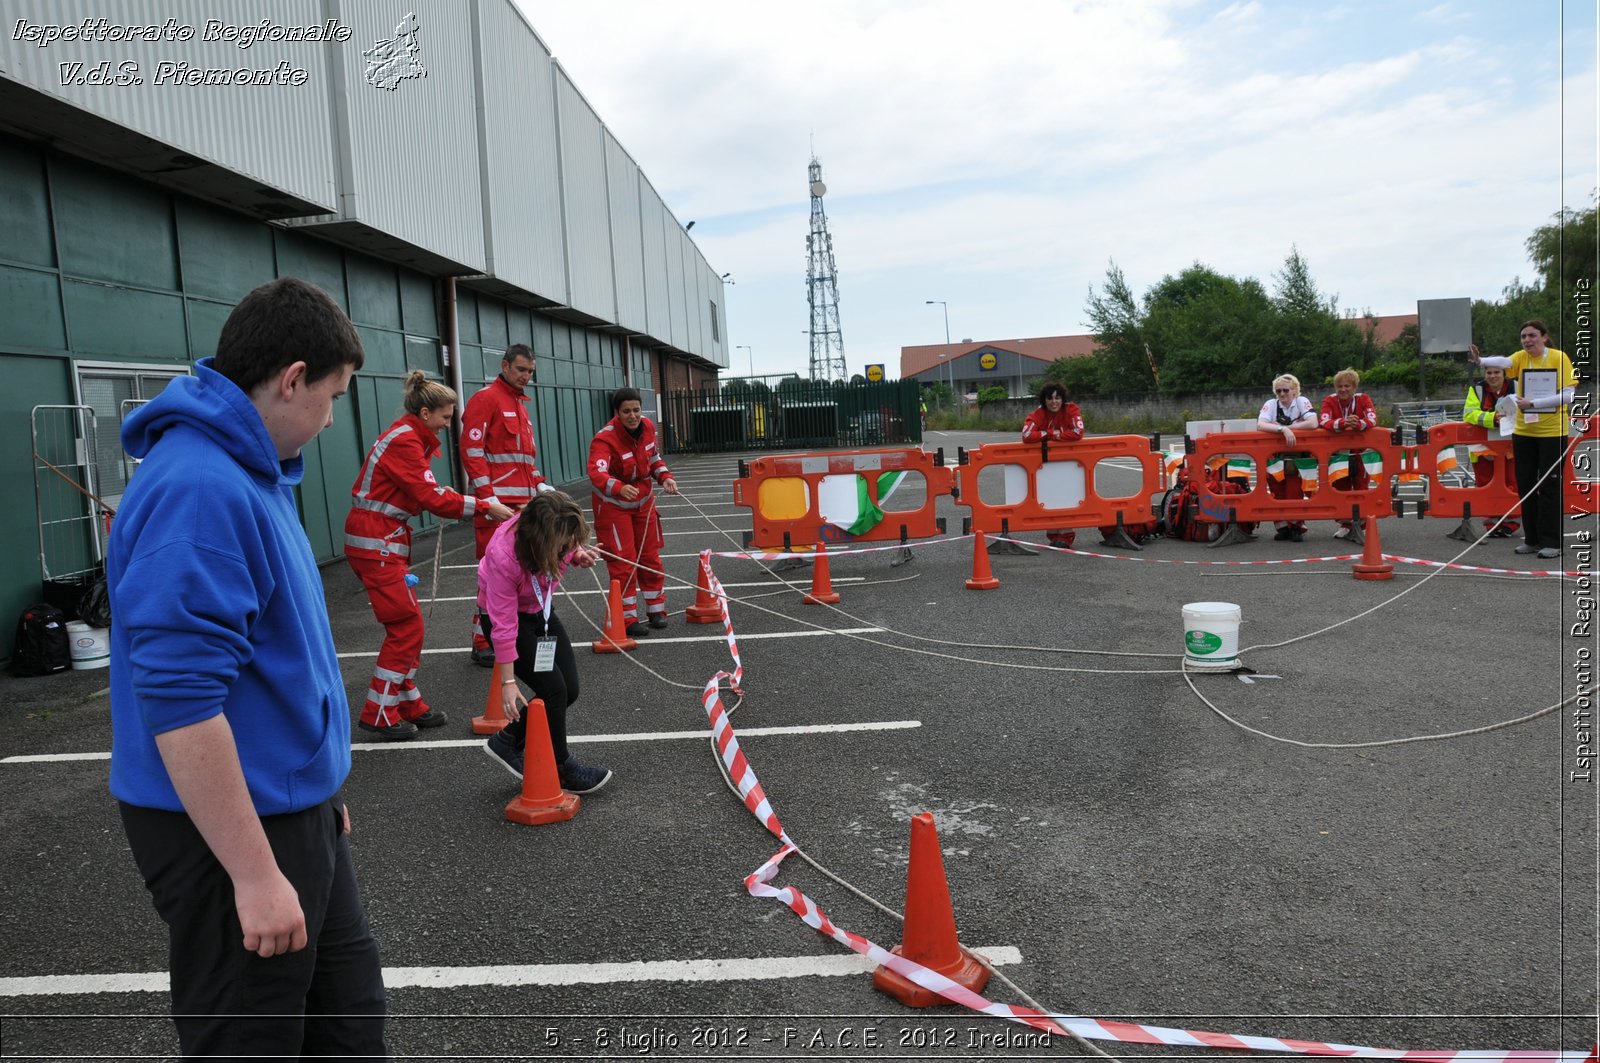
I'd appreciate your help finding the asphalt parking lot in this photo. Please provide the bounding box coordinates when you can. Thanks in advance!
[2,429,1596,1060]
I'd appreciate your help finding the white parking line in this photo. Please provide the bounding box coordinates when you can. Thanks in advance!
[2,719,921,765]
[334,627,884,660]
[0,946,1021,996]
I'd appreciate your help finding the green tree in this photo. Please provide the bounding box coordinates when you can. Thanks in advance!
[976,384,1008,405]
[1140,264,1275,393]
[1084,260,1158,393]
[1267,247,1372,386]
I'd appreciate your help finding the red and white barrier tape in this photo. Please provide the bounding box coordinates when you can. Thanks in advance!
[695,549,1583,1062]
[997,535,1362,566]
[1384,554,1581,578]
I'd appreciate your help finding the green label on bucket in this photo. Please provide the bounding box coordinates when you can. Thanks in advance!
[1186,630,1223,655]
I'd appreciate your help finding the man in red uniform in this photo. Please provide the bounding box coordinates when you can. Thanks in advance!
[1319,367,1379,539]
[588,387,678,636]
[461,344,552,665]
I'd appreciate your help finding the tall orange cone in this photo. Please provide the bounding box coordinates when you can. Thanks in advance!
[504,698,579,824]
[685,561,721,624]
[803,541,841,605]
[593,578,638,653]
[965,532,1000,590]
[1351,514,1393,581]
[472,667,510,735]
[872,811,990,1006]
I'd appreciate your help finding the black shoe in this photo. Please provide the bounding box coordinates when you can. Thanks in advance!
[1288,528,1304,542]
[408,709,449,729]
[483,731,523,780]
[624,622,651,638]
[1487,526,1512,539]
[647,613,669,630]
[470,646,495,668]
[558,756,613,795]
[358,719,418,741]
[1274,528,1292,541]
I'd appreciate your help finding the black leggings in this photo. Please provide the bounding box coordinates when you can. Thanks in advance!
[482,610,578,761]
[1512,433,1565,549]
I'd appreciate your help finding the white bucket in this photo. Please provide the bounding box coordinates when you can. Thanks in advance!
[66,621,110,670]
[1182,602,1241,670]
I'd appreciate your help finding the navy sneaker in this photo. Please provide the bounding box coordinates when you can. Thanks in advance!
[558,757,612,795]
[358,719,417,741]
[647,613,669,629]
[483,731,523,780]
[408,709,449,728]
[624,622,651,638]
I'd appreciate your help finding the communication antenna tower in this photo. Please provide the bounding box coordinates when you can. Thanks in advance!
[805,156,848,382]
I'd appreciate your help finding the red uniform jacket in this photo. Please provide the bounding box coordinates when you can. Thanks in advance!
[1318,393,1378,433]
[588,416,671,512]
[461,375,547,506]
[345,414,476,564]
[1021,404,1084,442]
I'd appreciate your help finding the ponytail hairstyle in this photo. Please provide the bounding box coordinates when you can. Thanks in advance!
[403,370,457,416]
[512,490,591,579]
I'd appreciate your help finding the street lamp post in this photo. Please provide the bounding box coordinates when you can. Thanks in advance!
[735,344,753,378]
[925,300,952,408]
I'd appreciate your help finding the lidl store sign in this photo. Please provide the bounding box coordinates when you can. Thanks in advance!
[979,352,998,372]
[865,363,885,382]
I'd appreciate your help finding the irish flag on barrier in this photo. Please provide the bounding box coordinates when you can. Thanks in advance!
[1329,449,1384,484]
[818,472,905,536]
[1267,456,1319,487]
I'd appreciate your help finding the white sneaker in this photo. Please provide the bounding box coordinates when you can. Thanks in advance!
[1332,526,1351,540]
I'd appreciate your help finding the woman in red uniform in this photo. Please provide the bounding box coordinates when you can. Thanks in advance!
[345,371,513,739]
[588,387,678,636]
[1021,382,1084,548]
[1318,367,1379,539]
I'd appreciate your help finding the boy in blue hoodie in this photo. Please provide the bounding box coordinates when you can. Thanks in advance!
[109,277,388,1058]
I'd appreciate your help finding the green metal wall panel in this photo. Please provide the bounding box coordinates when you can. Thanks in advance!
[353,374,384,455]
[2,355,75,640]
[0,267,66,351]
[186,298,232,361]
[176,200,275,304]
[405,335,439,373]
[275,232,348,311]
[347,258,400,330]
[300,393,362,561]
[51,157,178,290]
[0,140,54,268]
[529,314,552,359]
[356,327,405,376]
[63,280,186,360]
[508,306,532,348]
[551,324,572,361]
[399,272,437,337]
[479,299,508,352]
[456,290,480,344]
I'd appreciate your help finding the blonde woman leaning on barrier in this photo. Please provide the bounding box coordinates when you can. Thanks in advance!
[1471,319,1576,559]
[1257,373,1319,542]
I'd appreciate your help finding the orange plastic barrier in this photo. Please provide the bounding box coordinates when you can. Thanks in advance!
[952,435,1163,541]
[732,447,955,551]
[1568,417,1599,516]
[1183,427,1397,527]
[1403,421,1520,522]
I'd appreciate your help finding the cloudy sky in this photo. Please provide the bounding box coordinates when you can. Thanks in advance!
[516,1,1597,380]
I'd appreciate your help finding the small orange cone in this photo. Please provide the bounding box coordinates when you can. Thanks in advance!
[1351,514,1393,581]
[872,811,990,1007]
[504,698,580,825]
[472,667,509,735]
[593,578,638,653]
[965,532,1000,590]
[685,562,721,624]
[803,542,842,605]
[1583,1043,1598,1063]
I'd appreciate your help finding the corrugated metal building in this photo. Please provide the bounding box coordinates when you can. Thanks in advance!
[0,0,728,661]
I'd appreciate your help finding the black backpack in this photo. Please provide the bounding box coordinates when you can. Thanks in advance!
[12,603,72,677]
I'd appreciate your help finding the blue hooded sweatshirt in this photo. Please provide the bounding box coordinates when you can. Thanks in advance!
[108,358,351,815]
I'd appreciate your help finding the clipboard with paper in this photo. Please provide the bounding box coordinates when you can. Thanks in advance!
[1518,368,1560,424]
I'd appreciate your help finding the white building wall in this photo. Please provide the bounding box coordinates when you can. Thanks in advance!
[604,131,647,334]
[554,65,616,321]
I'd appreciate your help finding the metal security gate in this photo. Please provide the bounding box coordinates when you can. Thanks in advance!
[31,405,108,613]
[661,378,922,454]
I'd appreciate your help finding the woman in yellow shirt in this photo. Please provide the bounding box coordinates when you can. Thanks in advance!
[1470,319,1577,560]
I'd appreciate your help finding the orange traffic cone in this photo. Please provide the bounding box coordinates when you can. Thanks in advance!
[593,579,638,653]
[803,541,841,605]
[503,698,580,825]
[1351,514,1393,581]
[685,562,721,624]
[965,532,1000,590]
[872,811,991,1007]
[472,666,509,735]
[1582,1043,1598,1063]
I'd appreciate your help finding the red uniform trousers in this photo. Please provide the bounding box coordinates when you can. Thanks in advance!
[1331,451,1368,530]
[349,556,430,728]
[1268,464,1308,533]
[594,501,665,623]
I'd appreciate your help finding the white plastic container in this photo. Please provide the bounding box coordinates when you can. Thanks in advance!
[1182,602,1241,670]
[66,621,110,670]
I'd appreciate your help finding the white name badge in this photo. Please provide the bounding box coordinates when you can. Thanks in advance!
[532,637,557,672]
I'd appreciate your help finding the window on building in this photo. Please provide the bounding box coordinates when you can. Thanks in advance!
[77,365,186,506]
[709,300,719,342]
